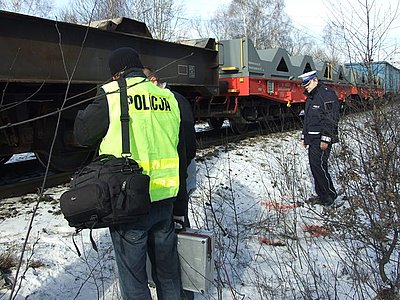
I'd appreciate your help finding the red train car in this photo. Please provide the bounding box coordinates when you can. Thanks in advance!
[193,37,384,133]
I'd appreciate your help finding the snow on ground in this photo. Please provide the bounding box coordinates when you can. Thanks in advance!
[6,152,36,164]
[0,128,364,299]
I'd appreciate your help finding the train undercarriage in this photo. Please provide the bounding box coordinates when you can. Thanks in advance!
[194,94,305,134]
[0,82,97,171]
[0,11,218,172]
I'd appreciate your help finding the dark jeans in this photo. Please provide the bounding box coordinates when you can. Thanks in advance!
[109,199,182,300]
[308,142,337,203]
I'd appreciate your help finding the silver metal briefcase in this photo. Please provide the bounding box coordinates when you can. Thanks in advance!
[177,228,214,293]
[147,228,214,293]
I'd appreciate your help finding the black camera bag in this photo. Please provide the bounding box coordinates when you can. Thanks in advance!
[60,154,150,229]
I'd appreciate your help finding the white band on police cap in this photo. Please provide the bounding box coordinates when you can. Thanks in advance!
[298,70,317,87]
[321,135,332,143]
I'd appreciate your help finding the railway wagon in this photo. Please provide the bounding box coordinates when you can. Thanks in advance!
[197,37,388,133]
[344,61,400,95]
[1,12,396,171]
[0,11,219,171]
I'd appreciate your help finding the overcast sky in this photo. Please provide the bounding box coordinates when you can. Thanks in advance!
[185,0,327,37]
[185,0,400,65]
[52,0,400,65]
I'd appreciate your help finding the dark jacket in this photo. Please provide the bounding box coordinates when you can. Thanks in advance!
[172,91,196,216]
[73,70,189,212]
[302,82,340,145]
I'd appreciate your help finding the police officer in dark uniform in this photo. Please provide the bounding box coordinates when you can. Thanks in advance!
[299,70,344,208]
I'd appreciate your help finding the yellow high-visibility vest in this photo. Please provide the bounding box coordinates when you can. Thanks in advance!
[100,77,181,202]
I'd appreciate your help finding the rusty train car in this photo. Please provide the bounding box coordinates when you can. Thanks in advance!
[1,11,398,171]
[0,11,218,171]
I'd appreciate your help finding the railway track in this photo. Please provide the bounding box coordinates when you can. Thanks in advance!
[0,130,246,199]
[0,159,73,199]
[0,119,301,199]
[196,117,301,148]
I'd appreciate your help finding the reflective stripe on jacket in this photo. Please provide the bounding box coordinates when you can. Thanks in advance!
[100,77,181,202]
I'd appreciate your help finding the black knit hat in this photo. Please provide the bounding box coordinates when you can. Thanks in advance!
[108,47,143,76]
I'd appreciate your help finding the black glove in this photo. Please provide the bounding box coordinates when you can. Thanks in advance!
[173,215,185,232]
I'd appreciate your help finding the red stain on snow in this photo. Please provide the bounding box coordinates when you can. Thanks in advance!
[258,237,286,246]
[302,224,331,237]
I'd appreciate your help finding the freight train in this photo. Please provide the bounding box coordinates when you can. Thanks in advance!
[0,11,399,171]
[202,38,399,133]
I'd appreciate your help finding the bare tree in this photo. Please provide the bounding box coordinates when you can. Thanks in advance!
[306,25,343,71]
[58,0,186,41]
[327,0,399,70]
[58,0,128,24]
[205,0,292,49]
[191,8,234,41]
[318,23,344,65]
[286,19,344,66]
[1,0,53,17]
[322,1,400,298]
[285,29,315,57]
[128,0,187,41]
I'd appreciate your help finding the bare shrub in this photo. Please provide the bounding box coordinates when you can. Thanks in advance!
[0,251,17,272]
[329,96,400,298]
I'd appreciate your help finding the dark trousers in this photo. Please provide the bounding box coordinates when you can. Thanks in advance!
[308,142,337,203]
[109,200,182,300]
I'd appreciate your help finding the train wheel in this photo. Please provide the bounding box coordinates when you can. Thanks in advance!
[35,149,95,172]
[34,115,96,172]
[208,118,224,130]
[259,119,274,133]
[229,119,249,134]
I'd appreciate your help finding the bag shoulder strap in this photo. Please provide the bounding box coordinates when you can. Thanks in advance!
[117,78,130,156]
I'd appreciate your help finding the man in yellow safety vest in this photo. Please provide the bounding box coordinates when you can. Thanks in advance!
[73,47,185,299]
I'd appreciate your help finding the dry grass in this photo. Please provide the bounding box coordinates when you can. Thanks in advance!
[0,251,17,272]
